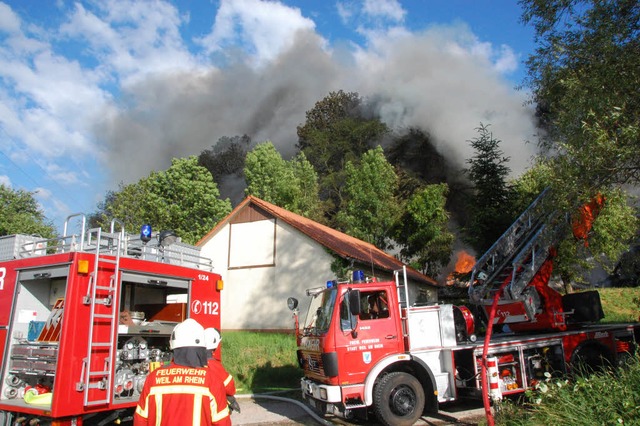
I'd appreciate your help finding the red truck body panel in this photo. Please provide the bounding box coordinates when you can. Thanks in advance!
[0,230,221,425]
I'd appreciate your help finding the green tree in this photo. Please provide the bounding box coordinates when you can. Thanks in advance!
[148,157,231,243]
[289,152,323,221]
[510,160,639,288]
[388,127,470,229]
[244,142,322,219]
[520,0,640,198]
[394,184,455,277]
[296,91,388,219]
[92,157,231,244]
[464,124,514,253]
[91,182,151,232]
[553,188,639,286]
[297,90,362,151]
[335,146,401,249]
[0,185,56,238]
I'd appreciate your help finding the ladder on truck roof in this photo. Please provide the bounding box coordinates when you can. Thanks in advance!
[468,188,561,310]
[74,216,123,406]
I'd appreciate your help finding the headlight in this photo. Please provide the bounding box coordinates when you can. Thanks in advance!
[320,388,327,400]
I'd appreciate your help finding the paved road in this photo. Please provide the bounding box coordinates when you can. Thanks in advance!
[232,394,487,426]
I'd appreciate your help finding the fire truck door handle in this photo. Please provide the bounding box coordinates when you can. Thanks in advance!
[385,335,396,339]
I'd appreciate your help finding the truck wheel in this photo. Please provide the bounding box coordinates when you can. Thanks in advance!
[373,372,425,426]
[571,341,614,375]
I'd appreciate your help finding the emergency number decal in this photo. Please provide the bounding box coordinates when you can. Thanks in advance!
[191,300,219,315]
[0,267,5,290]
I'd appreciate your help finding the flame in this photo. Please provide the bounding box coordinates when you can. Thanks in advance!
[453,251,475,274]
[445,250,476,286]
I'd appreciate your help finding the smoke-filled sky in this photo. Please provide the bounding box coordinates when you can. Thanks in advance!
[0,0,539,232]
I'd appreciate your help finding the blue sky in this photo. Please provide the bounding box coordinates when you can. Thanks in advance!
[0,0,539,233]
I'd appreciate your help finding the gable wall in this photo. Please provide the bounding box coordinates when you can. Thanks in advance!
[199,218,335,330]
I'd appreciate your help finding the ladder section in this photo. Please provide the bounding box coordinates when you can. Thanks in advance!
[77,227,123,406]
[394,267,411,340]
[468,188,554,303]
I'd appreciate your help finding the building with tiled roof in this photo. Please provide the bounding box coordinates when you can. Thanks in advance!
[197,196,439,331]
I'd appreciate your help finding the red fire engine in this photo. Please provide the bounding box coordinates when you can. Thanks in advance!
[0,214,223,425]
[287,190,640,426]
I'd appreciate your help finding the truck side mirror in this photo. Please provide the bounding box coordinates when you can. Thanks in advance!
[348,290,360,315]
[287,297,298,311]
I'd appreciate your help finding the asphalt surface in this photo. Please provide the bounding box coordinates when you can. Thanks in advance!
[231,394,488,425]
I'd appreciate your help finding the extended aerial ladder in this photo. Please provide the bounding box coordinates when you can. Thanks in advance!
[468,189,605,332]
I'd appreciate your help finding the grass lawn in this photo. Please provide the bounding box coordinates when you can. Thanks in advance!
[597,287,640,323]
[219,331,302,394]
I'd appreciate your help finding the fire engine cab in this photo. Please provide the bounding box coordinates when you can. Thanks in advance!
[0,214,222,425]
[287,191,640,426]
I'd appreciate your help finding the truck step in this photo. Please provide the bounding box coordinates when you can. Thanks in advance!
[344,403,367,409]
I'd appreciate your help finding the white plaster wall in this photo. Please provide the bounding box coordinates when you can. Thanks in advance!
[199,220,335,330]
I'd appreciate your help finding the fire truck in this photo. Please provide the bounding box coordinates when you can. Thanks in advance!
[0,214,223,425]
[287,190,640,426]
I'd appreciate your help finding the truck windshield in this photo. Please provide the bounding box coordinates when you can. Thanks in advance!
[303,288,337,336]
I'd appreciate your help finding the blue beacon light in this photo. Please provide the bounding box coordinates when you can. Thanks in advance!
[140,224,153,243]
[353,270,365,283]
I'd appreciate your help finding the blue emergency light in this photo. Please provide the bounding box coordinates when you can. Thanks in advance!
[326,280,337,288]
[140,224,152,243]
[353,270,365,283]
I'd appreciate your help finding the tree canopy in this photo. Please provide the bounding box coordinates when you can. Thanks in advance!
[91,157,231,244]
[244,142,322,220]
[296,90,388,218]
[521,0,640,198]
[335,146,401,250]
[0,185,56,238]
[518,0,640,284]
[464,124,514,253]
[394,183,455,277]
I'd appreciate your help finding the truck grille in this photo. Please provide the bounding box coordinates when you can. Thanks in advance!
[301,352,323,376]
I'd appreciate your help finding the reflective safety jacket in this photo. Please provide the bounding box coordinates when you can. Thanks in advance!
[134,362,231,426]
[207,358,236,396]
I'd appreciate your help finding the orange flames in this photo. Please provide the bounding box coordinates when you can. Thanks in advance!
[445,250,476,286]
[453,251,475,274]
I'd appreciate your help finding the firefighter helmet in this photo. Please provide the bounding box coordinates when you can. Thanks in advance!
[170,318,205,349]
[204,327,221,350]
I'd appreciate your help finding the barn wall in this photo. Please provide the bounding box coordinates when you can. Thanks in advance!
[199,219,335,330]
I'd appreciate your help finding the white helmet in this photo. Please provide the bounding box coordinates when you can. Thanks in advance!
[204,328,221,350]
[170,318,205,350]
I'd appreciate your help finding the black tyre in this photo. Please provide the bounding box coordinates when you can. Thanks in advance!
[373,372,425,426]
[571,341,614,375]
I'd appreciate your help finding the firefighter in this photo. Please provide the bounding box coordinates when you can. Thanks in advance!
[204,328,241,413]
[134,318,231,426]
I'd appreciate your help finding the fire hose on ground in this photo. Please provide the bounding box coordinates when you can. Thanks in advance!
[236,392,335,425]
